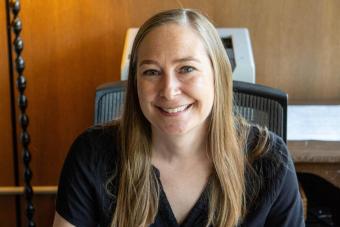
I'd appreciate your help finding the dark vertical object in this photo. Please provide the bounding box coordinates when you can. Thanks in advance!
[9,0,35,226]
[5,0,22,226]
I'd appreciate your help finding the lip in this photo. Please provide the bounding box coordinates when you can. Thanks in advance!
[156,103,193,116]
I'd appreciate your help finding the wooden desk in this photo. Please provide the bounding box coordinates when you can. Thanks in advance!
[289,141,340,189]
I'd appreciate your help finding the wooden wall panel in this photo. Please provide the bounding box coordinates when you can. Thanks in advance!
[0,0,16,226]
[103,0,340,103]
[18,0,124,186]
[0,197,16,226]
[20,196,56,227]
[0,0,14,185]
[176,0,340,102]
[3,0,337,225]
[13,0,340,183]
[17,0,133,224]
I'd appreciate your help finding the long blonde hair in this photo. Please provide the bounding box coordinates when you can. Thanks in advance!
[110,8,269,227]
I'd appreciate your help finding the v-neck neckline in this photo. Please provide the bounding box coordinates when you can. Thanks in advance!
[152,166,210,227]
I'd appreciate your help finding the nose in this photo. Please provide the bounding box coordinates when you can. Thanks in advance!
[160,72,181,100]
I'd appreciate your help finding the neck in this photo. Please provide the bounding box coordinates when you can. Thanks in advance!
[151,126,209,164]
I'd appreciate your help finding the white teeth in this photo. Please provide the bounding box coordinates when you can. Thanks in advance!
[161,104,189,113]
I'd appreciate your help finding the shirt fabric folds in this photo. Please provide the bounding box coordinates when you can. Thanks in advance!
[56,125,305,227]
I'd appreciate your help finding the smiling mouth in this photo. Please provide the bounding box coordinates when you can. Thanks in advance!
[158,104,192,114]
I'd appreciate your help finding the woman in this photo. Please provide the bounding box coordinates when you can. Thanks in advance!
[53,9,304,227]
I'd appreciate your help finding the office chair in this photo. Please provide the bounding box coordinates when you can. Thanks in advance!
[95,80,127,125]
[232,81,287,143]
[94,80,287,143]
[94,80,309,220]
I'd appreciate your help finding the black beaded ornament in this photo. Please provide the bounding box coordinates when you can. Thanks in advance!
[10,0,35,226]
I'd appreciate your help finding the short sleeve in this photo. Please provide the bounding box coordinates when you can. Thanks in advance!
[56,131,100,227]
[264,138,305,227]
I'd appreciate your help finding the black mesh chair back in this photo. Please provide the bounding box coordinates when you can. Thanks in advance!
[233,81,287,143]
[94,80,287,142]
[95,81,126,124]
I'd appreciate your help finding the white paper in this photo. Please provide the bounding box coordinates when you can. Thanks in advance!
[287,105,340,141]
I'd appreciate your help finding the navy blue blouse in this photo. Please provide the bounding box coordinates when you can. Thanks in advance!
[56,126,305,227]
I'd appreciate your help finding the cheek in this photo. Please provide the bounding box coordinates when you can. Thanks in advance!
[137,80,155,105]
[137,82,150,119]
[190,73,214,99]
[203,71,215,101]
[137,80,146,106]
[197,74,215,112]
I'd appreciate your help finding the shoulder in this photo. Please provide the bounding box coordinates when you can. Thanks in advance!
[245,126,292,204]
[56,123,120,226]
[243,127,304,226]
[74,123,120,151]
[63,123,121,187]
[67,124,120,165]
[247,126,289,168]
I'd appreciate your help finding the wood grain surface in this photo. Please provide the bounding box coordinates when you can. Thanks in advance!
[1,0,339,225]
[0,0,16,225]
[17,0,340,184]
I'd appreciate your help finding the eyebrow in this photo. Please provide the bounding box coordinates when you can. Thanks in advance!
[173,57,201,64]
[138,56,201,67]
[139,59,158,67]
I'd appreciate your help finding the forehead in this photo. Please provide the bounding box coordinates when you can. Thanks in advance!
[137,23,208,60]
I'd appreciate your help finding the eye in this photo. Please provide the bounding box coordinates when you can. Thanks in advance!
[179,66,196,74]
[142,69,161,76]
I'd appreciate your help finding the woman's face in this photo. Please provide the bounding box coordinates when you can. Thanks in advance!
[136,23,214,137]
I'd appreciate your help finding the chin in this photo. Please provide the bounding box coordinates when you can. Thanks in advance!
[158,122,206,137]
[159,126,188,136]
